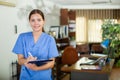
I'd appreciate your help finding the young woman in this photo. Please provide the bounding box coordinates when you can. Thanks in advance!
[12,9,59,80]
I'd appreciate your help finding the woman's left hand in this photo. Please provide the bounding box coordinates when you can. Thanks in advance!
[25,63,39,71]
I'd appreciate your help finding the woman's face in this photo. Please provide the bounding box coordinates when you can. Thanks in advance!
[29,13,45,32]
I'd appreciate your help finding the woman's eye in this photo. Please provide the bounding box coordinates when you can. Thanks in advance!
[31,19,35,22]
[37,19,41,21]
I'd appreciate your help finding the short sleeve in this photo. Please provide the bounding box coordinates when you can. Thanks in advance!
[12,34,24,54]
[48,37,59,59]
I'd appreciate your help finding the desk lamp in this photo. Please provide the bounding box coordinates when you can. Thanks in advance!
[101,39,110,49]
[101,39,111,62]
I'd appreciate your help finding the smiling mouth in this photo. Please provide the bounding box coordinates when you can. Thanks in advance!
[34,25,40,28]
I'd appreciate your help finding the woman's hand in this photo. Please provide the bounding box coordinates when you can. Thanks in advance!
[25,63,39,71]
[17,54,35,65]
[17,54,38,70]
[24,56,38,70]
[26,56,37,63]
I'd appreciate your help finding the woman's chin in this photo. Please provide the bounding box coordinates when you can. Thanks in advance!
[33,29,41,32]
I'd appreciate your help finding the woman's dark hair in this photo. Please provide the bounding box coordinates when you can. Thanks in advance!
[29,9,45,21]
[29,9,45,32]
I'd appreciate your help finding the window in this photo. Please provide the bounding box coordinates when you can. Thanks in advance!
[76,9,120,44]
[76,18,103,43]
[88,19,102,42]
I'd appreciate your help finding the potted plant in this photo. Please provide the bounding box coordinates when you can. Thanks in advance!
[101,20,120,67]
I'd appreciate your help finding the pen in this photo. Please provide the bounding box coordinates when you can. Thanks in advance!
[28,52,33,57]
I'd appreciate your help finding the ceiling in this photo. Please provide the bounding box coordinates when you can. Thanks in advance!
[48,0,120,9]
[49,0,120,5]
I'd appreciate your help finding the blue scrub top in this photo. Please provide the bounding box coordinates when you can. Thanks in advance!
[12,32,59,80]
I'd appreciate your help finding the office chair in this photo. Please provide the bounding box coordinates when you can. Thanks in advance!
[60,46,79,79]
[76,43,90,54]
[91,43,103,53]
[61,46,79,66]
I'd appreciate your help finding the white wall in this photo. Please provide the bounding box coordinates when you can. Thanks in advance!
[0,0,60,80]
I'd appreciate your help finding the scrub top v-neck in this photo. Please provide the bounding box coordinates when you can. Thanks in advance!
[12,32,59,80]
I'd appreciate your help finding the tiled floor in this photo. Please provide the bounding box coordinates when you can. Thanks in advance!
[61,74,70,80]
[61,67,120,80]
[110,67,120,80]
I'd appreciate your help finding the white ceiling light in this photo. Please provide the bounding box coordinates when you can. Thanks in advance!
[91,0,112,4]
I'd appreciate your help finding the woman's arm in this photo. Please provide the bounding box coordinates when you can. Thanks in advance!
[17,54,37,65]
[17,54,27,65]
[38,58,55,69]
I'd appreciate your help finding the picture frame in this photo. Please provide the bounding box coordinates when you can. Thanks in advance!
[49,26,60,39]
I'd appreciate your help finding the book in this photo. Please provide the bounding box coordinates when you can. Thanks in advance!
[81,65,101,70]
[91,53,107,58]
[28,60,53,66]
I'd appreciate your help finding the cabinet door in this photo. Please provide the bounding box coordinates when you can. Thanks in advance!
[68,10,76,20]
[60,9,68,25]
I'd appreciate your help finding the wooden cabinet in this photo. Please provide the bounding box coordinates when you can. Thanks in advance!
[60,9,76,25]
[60,9,76,47]
[60,9,68,25]
[68,10,76,20]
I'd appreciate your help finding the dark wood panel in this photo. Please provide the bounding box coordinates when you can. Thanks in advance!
[56,38,70,51]
[60,9,68,25]
[68,10,76,20]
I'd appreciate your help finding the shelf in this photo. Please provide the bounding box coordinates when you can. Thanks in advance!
[69,32,75,37]
[56,38,70,51]
[69,32,75,41]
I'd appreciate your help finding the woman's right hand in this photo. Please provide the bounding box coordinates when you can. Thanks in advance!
[26,56,37,63]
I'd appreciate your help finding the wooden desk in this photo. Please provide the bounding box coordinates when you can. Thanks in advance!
[61,57,114,80]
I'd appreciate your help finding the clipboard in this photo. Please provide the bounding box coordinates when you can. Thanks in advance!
[28,60,53,66]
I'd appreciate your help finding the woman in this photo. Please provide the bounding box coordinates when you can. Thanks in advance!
[12,9,59,80]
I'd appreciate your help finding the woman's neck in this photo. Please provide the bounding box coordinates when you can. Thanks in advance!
[32,31,42,43]
[33,31,42,36]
